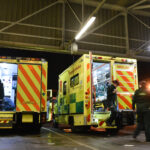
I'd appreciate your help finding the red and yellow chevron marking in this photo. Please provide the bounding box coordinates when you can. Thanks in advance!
[116,71,134,93]
[99,121,105,126]
[16,64,41,112]
[118,94,133,109]
[0,120,9,123]
[116,71,134,92]
[114,65,135,110]
[40,63,47,112]
[86,63,91,123]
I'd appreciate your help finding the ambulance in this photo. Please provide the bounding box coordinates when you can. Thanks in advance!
[0,56,47,130]
[54,53,138,132]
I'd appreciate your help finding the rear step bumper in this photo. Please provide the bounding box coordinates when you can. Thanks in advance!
[0,112,14,129]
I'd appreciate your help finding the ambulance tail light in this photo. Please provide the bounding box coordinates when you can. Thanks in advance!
[97,57,103,59]
[121,59,127,62]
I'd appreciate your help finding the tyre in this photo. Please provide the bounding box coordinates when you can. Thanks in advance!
[53,119,58,128]
[106,128,119,135]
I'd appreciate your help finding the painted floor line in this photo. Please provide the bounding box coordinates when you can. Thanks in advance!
[42,127,99,150]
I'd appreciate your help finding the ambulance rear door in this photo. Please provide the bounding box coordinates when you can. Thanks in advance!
[113,63,136,110]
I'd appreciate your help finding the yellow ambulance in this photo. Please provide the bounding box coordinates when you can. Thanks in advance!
[54,54,138,132]
[0,56,47,131]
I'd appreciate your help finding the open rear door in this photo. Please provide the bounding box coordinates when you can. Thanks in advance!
[92,62,111,113]
[113,63,136,110]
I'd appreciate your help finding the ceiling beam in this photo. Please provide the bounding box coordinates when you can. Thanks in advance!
[66,0,82,24]
[135,40,150,55]
[127,0,147,10]
[0,40,65,53]
[133,55,150,62]
[86,0,106,19]
[133,5,150,10]
[1,39,150,62]
[1,31,62,41]
[78,49,125,57]
[128,12,150,29]
[131,10,150,17]
[77,40,126,49]
[0,20,147,43]
[0,1,59,32]
[68,0,125,11]
[69,0,150,17]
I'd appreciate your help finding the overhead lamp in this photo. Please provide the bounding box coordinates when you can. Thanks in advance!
[147,84,150,91]
[75,16,96,40]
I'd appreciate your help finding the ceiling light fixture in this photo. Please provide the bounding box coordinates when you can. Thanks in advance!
[75,16,96,40]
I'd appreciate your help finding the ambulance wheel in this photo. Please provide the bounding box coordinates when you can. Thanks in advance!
[68,117,79,133]
[106,128,119,135]
[33,126,41,133]
[71,126,90,133]
[71,126,80,133]
[53,120,58,128]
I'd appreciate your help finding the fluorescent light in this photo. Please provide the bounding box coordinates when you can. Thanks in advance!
[75,16,96,40]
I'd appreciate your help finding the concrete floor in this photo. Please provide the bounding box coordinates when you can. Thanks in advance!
[0,126,149,150]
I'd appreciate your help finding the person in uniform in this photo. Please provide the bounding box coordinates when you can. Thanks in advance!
[106,80,119,126]
[132,81,150,142]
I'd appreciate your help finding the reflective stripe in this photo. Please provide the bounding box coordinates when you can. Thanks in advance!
[99,121,105,126]
[17,77,40,111]
[17,92,31,111]
[86,63,91,123]
[41,64,47,111]
[0,120,9,123]
[117,71,134,89]
[118,103,125,109]
[114,64,135,110]
[87,75,90,83]
[118,94,132,109]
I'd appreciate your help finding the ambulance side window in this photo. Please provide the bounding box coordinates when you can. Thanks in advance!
[63,81,67,95]
[70,74,79,87]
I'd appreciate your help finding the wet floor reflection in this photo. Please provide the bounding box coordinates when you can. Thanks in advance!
[0,126,149,150]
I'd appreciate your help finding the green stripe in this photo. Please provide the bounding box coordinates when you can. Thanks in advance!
[70,93,76,103]
[76,101,84,114]
[60,98,64,106]
[64,104,69,112]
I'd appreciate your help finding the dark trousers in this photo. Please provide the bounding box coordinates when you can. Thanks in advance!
[107,107,117,125]
[144,110,150,141]
[0,99,3,110]
[134,110,150,141]
[133,113,144,137]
